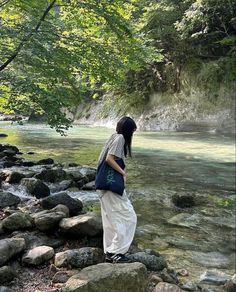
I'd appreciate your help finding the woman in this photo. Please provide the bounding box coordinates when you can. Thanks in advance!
[96,116,137,263]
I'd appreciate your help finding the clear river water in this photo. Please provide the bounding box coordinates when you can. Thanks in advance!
[0,121,235,284]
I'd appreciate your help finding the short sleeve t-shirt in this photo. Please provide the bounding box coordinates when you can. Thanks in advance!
[97,133,125,166]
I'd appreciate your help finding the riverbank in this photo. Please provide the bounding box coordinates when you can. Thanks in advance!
[0,140,235,291]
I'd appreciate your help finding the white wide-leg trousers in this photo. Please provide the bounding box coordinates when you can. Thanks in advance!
[98,190,137,255]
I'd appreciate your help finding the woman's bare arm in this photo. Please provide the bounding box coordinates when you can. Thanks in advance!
[105,154,126,182]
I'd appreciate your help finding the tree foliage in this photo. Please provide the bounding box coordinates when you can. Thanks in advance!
[0,0,158,133]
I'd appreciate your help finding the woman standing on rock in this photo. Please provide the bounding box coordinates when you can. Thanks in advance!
[96,116,137,263]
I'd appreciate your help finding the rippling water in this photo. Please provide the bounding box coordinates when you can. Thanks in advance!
[0,121,235,281]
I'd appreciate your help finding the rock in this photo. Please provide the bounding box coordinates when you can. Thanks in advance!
[52,204,70,217]
[79,167,96,182]
[12,231,65,250]
[149,274,163,285]
[180,282,199,291]
[0,286,14,292]
[224,274,236,292]
[154,282,184,292]
[0,266,16,284]
[81,181,95,190]
[200,270,231,285]
[0,134,8,138]
[159,268,179,284]
[171,194,195,208]
[59,212,102,237]
[0,192,21,208]
[36,158,54,165]
[35,168,67,183]
[192,252,230,268]
[33,208,68,232]
[21,178,50,198]
[62,262,147,292]
[128,250,167,271]
[2,212,33,231]
[40,192,83,216]
[52,271,72,283]
[54,247,104,268]
[22,161,36,167]
[50,180,73,193]
[0,170,25,183]
[0,238,26,266]
[167,213,202,228]
[64,167,84,182]
[22,245,54,266]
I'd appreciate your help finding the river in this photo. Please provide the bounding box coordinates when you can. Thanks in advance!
[0,121,235,283]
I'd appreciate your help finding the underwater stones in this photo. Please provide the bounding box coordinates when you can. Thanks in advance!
[199,270,231,285]
[40,192,83,216]
[54,247,104,268]
[0,238,26,266]
[167,213,202,228]
[192,251,230,268]
[62,262,147,292]
[22,245,54,266]
[0,192,21,208]
[21,178,50,198]
[36,158,54,165]
[0,170,25,184]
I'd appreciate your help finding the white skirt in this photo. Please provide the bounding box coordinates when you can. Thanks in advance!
[97,190,137,254]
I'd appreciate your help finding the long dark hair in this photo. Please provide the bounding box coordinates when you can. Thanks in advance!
[116,116,137,157]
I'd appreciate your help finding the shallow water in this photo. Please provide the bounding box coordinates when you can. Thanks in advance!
[0,121,235,282]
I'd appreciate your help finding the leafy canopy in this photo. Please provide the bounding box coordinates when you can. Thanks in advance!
[0,0,159,133]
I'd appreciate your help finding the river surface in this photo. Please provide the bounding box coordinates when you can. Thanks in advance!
[0,122,235,283]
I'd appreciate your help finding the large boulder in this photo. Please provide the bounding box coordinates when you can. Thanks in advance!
[0,238,26,266]
[59,212,102,237]
[2,212,33,231]
[40,192,83,216]
[62,262,147,292]
[35,168,67,183]
[0,192,21,208]
[22,245,54,266]
[55,247,104,268]
[21,178,50,198]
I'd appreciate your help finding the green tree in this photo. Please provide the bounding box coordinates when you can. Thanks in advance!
[0,0,157,133]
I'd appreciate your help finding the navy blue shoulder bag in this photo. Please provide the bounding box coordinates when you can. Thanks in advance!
[95,159,125,196]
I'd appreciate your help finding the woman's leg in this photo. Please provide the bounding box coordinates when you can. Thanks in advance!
[98,190,137,255]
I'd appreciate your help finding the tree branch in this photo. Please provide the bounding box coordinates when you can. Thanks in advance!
[0,0,56,72]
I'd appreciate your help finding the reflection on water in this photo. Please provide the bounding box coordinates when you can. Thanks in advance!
[0,122,235,278]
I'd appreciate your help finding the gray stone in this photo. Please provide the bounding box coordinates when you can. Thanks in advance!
[81,181,95,190]
[12,231,65,249]
[62,262,147,292]
[22,245,54,266]
[0,170,25,183]
[154,282,184,292]
[40,192,83,216]
[0,192,21,208]
[180,282,199,291]
[0,286,14,292]
[128,251,167,271]
[35,168,66,183]
[79,167,96,182]
[36,158,54,165]
[0,266,16,284]
[0,238,26,266]
[54,247,104,268]
[192,252,230,268]
[2,212,33,231]
[33,208,68,232]
[200,270,231,285]
[21,178,50,198]
[59,212,102,237]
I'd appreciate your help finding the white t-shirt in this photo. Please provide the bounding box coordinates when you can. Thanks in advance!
[97,133,125,166]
